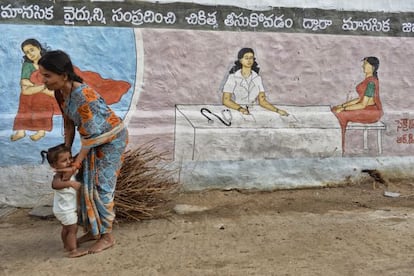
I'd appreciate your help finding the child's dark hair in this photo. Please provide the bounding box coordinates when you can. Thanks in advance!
[40,143,71,166]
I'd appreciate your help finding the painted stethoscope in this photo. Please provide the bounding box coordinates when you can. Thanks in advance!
[200,107,232,126]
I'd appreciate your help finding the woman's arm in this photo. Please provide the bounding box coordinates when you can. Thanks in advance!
[343,96,370,110]
[72,147,90,170]
[334,97,370,113]
[258,92,288,116]
[343,81,376,110]
[20,79,48,95]
[51,173,81,190]
[332,98,359,112]
[335,82,377,112]
[63,115,75,148]
[341,98,360,108]
[222,92,249,114]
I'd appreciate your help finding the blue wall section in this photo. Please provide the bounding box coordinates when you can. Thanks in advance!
[0,25,136,166]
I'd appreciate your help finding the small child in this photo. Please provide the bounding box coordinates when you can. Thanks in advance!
[41,144,87,258]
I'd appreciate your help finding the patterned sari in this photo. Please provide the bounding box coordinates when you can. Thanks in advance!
[59,84,128,236]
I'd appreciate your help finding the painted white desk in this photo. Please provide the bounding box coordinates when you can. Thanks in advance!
[174,104,342,161]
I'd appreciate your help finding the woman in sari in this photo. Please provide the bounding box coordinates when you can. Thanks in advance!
[332,56,383,154]
[39,50,128,253]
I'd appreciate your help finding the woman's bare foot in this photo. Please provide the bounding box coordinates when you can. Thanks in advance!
[30,130,45,141]
[68,249,88,258]
[10,130,26,141]
[88,234,115,254]
[77,232,97,245]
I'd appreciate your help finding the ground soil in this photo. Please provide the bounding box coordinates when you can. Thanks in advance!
[1,177,414,276]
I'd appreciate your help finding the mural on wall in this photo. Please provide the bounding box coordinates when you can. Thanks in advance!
[221,48,289,117]
[331,57,384,154]
[11,38,61,142]
[0,24,137,165]
[1,1,414,168]
[174,47,344,161]
[173,50,387,161]
[11,38,132,143]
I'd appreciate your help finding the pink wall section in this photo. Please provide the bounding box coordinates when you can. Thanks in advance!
[128,28,414,157]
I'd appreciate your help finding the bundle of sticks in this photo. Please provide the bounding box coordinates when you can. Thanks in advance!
[114,142,179,222]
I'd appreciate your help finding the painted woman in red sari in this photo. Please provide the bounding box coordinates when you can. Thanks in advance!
[11,39,59,141]
[11,38,131,142]
[332,56,383,154]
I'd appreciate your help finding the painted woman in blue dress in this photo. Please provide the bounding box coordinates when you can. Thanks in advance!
[39,50,128,254]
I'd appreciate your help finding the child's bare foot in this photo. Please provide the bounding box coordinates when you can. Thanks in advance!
[77,232,97,245]
[68,249,88,258]
[88,235,115,254]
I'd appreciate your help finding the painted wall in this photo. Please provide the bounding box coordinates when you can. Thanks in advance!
[1,0,414,207]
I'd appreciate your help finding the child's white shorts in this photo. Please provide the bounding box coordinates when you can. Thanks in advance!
[54,211,77,226]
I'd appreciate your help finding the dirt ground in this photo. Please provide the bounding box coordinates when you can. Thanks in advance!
[1,177,414,276]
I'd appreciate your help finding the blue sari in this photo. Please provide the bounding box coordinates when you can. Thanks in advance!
[62,84,128,236]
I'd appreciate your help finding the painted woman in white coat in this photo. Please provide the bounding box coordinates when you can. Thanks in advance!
[222,48,288,116]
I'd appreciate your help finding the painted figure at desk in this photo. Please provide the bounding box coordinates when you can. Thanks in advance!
[332,56,383,153]
[222,48,288,116]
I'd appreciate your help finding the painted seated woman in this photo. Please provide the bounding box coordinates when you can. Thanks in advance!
[332,56,383,154]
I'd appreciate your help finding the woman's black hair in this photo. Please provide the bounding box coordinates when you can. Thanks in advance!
[229,48,260,74]
[40,143,71,166]
[21,38,49,63]
[364,56,379,79]
[38,50,83,83]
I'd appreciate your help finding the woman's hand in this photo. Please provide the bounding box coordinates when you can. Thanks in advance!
[42,87,55,97]
[277,109,289,116]
[239,107,250,115]
[54,159,82,177]
[54,166,77,175]
[332,105,343,113]
[70,181,81,191]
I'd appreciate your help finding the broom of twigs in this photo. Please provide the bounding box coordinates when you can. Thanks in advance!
[114,142,179,222]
